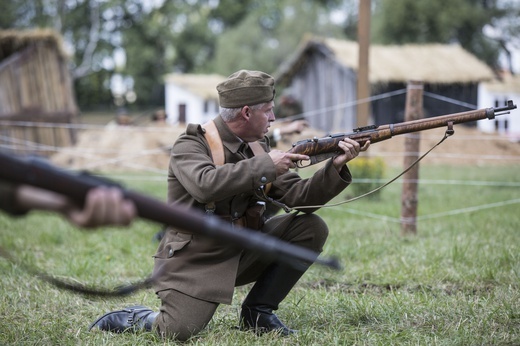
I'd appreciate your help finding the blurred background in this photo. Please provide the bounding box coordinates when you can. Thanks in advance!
[1,0,519,171]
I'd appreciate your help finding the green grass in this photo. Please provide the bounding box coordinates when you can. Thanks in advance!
[1,165,519,345]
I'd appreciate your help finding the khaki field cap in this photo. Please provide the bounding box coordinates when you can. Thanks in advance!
[217,70,275,108]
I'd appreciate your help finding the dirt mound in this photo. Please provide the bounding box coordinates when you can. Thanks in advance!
[51,123,520,173]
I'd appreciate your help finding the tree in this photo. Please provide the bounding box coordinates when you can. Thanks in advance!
[483,0,520,73]
[1,0,131,109]
[5,0,517,109]
[122,0,347,105]
[371,0,519,71]
[1,0,350,108]
[209,0,347,76]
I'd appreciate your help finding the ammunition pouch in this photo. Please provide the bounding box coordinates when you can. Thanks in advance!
[244,201,266,230]
[218,202,266,231]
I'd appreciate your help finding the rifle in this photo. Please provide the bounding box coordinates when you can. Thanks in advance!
[289,100,517,167]
[0,151,341,272]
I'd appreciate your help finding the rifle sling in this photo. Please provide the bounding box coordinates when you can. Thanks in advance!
[289,123,455,210]
[0,245,154,298]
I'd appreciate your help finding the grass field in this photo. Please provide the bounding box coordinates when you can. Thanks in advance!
[0,164,519,345]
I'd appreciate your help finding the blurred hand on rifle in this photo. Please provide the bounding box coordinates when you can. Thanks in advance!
[15,185,137,228]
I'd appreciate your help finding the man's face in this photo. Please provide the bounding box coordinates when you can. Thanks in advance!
[248,102,275,140]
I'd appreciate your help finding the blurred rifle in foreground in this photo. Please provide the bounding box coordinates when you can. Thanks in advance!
[0,152,341,273]
[289,100,517,167]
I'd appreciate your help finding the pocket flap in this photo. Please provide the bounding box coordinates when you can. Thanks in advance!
[154,239,191,259]
[167,240,190,257]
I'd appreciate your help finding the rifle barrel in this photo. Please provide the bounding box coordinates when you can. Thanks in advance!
[370,101,516,142]
[289,101,516,164]
[0,151,341,270]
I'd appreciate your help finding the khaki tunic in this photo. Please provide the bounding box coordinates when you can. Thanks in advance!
[153,115,352,304]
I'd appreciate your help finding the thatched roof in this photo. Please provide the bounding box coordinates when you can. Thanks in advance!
[483,72,520,94]
[163,73,226,100]
[276,36,495,85]
[0,28,77,119]
[0,28,69,63]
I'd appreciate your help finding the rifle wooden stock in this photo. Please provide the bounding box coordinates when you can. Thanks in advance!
[0,151,341,270]
[289,100,517,166]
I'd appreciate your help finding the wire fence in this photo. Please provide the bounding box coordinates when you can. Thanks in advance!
[1,90,518,222]
[338,197,520,224]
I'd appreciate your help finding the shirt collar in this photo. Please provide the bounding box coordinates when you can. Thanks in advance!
[213,115,244,154]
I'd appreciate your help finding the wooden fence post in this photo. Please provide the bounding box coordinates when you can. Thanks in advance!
[356,0,371,128]
[400,80,424,236]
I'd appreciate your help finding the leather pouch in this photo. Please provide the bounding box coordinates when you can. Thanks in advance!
[245,201,266,230]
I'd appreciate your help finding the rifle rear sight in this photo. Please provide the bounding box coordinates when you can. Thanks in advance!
[353,124,377,132]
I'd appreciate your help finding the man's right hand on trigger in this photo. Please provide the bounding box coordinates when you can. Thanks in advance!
[268,150,309,176]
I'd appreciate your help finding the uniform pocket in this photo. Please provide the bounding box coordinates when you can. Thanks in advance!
[153,232,192,259]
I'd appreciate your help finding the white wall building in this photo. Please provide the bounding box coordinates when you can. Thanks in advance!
[478,73,520,141]
[164,73,226,125]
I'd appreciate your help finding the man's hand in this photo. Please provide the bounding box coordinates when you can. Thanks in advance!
[66,187,137,228]
[332,139,370,172]
[16,185,137,228]
[268,150,309,176]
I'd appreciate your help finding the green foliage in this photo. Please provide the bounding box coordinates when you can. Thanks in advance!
[210,0,346,76]
[74,70,114,110]
[0,1,18,28]
[372,0,503,68]
[3,0,520,107]
[346,156,386,199]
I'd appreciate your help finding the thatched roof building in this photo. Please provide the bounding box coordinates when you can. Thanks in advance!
[482,72,520,94]
[0,29,78,156]
[478,72,520,137]
[277,37,494,85]
[275,36,496,131]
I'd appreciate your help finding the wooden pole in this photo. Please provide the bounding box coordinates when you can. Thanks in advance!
[356,0,371,128]
[400,80,424,236]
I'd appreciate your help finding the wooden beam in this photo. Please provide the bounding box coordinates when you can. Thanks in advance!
[356,0,371,128]
[401,80,424,236]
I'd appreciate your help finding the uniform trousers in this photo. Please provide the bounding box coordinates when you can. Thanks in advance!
[153,212,329,341]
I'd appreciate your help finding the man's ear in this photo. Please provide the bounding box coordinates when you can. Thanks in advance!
[241,106,251,120]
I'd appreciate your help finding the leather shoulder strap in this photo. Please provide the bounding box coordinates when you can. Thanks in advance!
[202,120,225,166]
[203,121,267,165]
[202,120,272,197]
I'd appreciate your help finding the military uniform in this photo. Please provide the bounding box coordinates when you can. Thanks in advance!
[89,69,357,341]
[154,114,352,301]
[149,114,353,338]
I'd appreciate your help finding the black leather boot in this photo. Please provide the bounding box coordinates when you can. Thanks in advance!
[89,305,158,333]
[240,262,309,336]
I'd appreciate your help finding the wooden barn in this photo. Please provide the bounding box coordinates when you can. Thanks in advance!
[275,36,495,133]
[0,29,78,156]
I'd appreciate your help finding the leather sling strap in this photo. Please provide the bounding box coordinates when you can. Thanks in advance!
[202,120,225,165]
[202,120,266,164]
[202,120,272,202]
